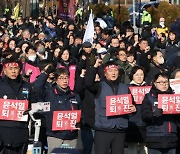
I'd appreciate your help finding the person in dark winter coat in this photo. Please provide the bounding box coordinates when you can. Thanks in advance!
[155,33,167,56]
[165,31,180,61]
[107,37,120,58]
[170,69,180,154]
[74,69,97,154]
[166,45,180,71]
[124,27,135,45]
[145,49,169,85]
[134,38,151,68]
[77,41,96,74]
[85,59,136,154]
[142,72,178,154]
[126,66,147,154]
[34,67,81,154]
[0,58,35,154]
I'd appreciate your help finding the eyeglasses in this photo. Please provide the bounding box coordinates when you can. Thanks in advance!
[155,81,169,85]
[58,77,69,80]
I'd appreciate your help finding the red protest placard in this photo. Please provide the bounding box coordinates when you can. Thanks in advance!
[52,110,81,131]
[106,94,132,116]
[129,86,152,104]
[158,94,180,114]
[0,99,29,121]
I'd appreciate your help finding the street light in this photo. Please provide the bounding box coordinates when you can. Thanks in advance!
[132,0,136,28]
[138,0,141,35]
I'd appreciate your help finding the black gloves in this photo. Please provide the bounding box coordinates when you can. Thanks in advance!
[153,108,163,118]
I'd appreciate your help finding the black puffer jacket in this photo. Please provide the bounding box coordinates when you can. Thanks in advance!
[34,73,81,140]
[142,85,178,149]
[74,74,95,128]
[0,76,35,147]
[145,61,169,85]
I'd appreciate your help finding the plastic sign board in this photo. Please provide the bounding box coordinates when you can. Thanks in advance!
[106,94,132,116]
[31,102,50,112]
[129,86,151,104]
[52,110,81,131]
[0,99,28,121]
[158,94,180,114]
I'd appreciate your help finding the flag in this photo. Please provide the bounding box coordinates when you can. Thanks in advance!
[13,3,20,20]
[83,10,94,44]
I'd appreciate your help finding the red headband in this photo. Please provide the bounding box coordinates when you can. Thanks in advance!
[3,62,20,69]
[104,65,118,72]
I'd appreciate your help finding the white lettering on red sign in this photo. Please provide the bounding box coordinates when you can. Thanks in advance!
[158,94,180,114]
[52,110,81,131]
[0,99,28,121]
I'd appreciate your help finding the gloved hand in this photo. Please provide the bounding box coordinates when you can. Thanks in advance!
[153,108,163,118]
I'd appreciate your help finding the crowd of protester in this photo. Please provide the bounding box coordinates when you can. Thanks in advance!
[0,12,179,154]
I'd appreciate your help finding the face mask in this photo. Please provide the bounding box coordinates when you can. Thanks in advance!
[157,57,164,64]
[159,22,165,27]
[28,55,37,62]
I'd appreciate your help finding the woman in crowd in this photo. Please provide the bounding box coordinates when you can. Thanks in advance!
[126,66,147,154]
[127,52,136,67]
[165,31,180,61]
[57,48,78,90]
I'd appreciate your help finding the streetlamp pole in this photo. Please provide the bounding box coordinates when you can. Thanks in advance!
[133,0,136,28]
[138,0,141,35]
